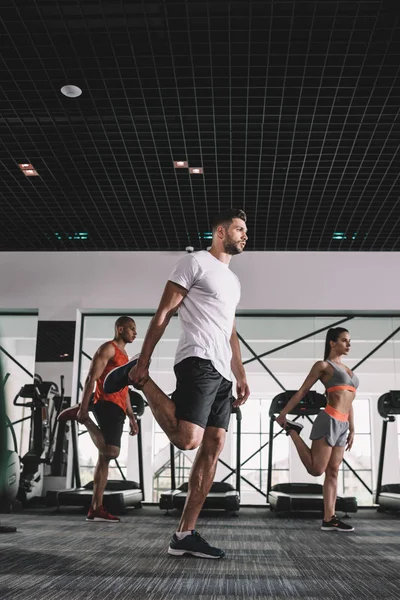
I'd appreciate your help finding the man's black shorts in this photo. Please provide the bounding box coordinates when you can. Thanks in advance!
[93,399,125,447]
[171,357,234,431]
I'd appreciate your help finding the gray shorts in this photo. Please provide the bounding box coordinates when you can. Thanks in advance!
[310,410,349,447]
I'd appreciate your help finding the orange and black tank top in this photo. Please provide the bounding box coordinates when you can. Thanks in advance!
[93,341,129,413]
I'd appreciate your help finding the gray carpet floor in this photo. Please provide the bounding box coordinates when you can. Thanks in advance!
[0,507,399,599]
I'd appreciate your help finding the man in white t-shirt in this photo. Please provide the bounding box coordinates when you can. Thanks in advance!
[104,209,250,558]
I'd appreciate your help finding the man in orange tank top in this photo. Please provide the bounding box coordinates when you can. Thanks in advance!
[58,316,138,522]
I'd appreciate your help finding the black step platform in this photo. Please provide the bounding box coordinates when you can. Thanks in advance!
[377,483,400,511]
[160,481,240,512]
[268,482,358,514]
[47,480,143,514]
[375,391,400,512]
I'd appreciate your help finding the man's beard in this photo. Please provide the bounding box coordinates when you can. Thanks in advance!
[223,237,243,255]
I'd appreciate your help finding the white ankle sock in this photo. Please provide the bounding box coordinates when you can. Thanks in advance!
[175,530,192,540]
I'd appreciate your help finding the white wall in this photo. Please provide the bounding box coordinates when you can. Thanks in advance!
[1,251,400,320]
[2,251,400,503]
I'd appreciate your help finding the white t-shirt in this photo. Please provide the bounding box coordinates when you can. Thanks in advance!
[169,250,241,381]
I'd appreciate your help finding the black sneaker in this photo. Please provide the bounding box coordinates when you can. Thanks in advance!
[103,354,140,394]
[321,515,354,532]
[168,531,225,559]
[285,419,304,436]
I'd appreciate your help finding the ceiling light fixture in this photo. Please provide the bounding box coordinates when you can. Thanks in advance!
[332,232,346,240]
[61,85,82,98]
[54,232,88,240]
[189,167,203,174]
[174,161,188,168]
[18,163,39,176]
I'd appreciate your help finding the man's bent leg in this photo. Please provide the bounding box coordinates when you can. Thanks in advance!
[178,426,226,531]
[82,417,107,454]
[141,378,204,450]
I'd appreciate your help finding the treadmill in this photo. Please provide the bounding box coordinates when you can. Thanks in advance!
[159,406,242,513]
[375,390,400,511]
[267,391,358,515]
[48,391,145,514]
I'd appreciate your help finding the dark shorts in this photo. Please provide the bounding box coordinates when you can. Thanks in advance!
[93,399,126,448]
[171,357,234,431]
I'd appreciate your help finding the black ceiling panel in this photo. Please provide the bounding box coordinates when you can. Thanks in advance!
[1,0,399,251]
[35,320,76,362]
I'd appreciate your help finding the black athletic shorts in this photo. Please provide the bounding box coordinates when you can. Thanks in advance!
[93,399,126,448]
[171,357,234,431]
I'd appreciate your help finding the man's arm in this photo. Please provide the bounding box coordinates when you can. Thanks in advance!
[131,281,188,387]
[77,343,115,422]
[230,321,250,407]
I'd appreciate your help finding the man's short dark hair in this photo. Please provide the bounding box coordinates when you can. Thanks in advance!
[211,209,247,232]
[115,316,135,329]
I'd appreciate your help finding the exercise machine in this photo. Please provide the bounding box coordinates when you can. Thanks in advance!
[267,391,358,515]
[375,390,400,511]
[12,374,67,505]
[159,406,242,514]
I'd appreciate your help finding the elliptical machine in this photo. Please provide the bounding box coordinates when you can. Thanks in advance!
[13,375,67,505]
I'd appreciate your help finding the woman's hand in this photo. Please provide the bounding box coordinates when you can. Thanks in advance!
[275,413,287,428]
[346,430,355,451]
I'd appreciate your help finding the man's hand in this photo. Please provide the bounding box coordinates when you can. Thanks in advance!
[346,430,355,451]
[77,407,89,424]
[128,414,139,436]
[275,413,287,428]
[129,363,149,389]
[232,379,250,407]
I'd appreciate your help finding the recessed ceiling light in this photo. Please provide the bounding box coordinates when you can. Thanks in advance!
[174,161,188,168]
[54,232,88,240]
[190,167,203,174]
[61,85,82,98]
[18,162,38,175]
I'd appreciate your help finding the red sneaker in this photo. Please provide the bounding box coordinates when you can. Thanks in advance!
[86,505,120,523]
[57,404,80,422]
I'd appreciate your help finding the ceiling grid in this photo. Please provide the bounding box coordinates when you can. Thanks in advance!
[0,0,399,251]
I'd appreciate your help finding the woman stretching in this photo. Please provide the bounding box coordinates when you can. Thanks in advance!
[276,327,357,531]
